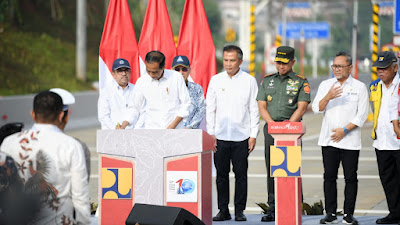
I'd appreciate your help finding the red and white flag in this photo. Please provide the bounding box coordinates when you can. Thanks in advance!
[177,0,216,96]
[138,0,176,75]
[99,0,140,91]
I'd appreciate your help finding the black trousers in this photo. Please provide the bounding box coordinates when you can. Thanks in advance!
[263,123,303,211]
[214,139,249,212]
[264,124,276,210]
[375,149,400,217]
[322,146,360,215]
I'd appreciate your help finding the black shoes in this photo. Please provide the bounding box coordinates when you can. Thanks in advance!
[320,213,338,224]
[376,214,400,224]
[212,210,231,221]
[261,211,275,222]
[235,211,247,221]
[343,214,358,225]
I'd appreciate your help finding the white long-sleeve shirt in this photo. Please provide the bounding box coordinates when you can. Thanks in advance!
[130,69,191,129]
[0,124,90,225]
[373,74,400,150]
[206,69,260,141]
[312,76,369,150]
[98,81,137,129]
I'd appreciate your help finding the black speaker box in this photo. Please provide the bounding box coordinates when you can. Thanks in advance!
[126,203,205,225]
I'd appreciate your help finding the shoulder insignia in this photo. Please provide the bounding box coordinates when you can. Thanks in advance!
[370,78,380,87]
[263,73,275,78]
[296,74,306,80]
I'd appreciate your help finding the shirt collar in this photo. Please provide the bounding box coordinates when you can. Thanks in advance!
[224,69,242,79]
[31,123,63,133]
[150,69,170,83]
[379,72,400,88]
[112,79,132,90]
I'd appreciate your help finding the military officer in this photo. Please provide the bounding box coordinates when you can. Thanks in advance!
[256,46,311,222]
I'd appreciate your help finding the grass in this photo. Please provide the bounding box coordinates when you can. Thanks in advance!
[0,25,99,96]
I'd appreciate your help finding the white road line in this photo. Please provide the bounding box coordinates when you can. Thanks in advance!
[248,156,376,161]
[231,206,389,214]
[225,174,380,179]
[302,134,320,141]
[90,174,379,179]
[253,146,376,151]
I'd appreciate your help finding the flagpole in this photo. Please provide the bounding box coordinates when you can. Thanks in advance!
[76,0,87,81]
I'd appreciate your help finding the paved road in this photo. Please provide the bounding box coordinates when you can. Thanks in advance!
[64,72,389,221]
[66,110,388,217]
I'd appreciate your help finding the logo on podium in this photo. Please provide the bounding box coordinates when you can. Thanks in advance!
[270,146,301,177]
[102,168,132,199]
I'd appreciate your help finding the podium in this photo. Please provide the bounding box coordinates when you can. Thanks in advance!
[268,122,305,225]
[97,129,214,225]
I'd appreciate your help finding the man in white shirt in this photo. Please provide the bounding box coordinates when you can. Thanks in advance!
[0,90,90,224]
[98,58,138,129]
[312,52,369,225]
[369,51,400,225]
[130,51,191,129]
[50,88,91,182]
[206,45,259,222]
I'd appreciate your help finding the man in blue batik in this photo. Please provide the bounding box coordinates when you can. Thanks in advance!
[172,55,205,129]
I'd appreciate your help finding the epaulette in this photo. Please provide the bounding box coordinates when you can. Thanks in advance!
[263,73,274,78]
[370,78,381,87]
[296,74,306,80]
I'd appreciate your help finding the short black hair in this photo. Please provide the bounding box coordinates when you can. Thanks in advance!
[335,51,352,65]
[145,51,166,69]
[33,90,63,123]
[223,45,243,60]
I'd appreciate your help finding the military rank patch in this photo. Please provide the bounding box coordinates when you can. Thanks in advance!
[304,85,310,94]
[296,74,306,80]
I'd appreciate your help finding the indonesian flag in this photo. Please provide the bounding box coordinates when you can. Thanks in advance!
[138,0,176,76]
[176,0,216,96]
[99,0,140,90]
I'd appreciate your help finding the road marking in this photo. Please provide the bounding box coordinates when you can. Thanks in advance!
[248,156,376,161]
[225,174,380,179]
[231,206,389,214]
[90,173,380,179]
[253,146,376,151]
[302,134,320,141]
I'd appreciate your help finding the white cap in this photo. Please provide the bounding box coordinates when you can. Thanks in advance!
[50,88,75,111]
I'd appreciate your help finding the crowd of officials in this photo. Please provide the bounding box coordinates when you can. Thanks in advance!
[0,45,400,225]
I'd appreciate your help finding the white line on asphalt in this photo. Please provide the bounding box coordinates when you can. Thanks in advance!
[225,174,380,179]
[89,174,380,179]
[230,206,389,215]
[302,134,320,141]
[248,156,376,161]
[253,146,376,151]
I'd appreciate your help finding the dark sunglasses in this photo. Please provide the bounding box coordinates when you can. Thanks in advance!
[174,67,188,72]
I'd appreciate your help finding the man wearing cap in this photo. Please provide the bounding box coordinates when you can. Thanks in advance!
[312,52,369,224]
[130,51,191,129]
[50,88,91,182]
[370,51,400,224]
[207,45,259,222]
[98,58,139,130]
[256,46,311,222]
[171,55,205,129]
[0,90,90,224]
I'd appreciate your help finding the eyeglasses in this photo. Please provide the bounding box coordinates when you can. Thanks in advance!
[116,68,131,74]
[331,65,351,70]
[174,67,188,72]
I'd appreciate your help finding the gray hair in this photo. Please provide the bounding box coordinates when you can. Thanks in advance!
[335,51,352,65]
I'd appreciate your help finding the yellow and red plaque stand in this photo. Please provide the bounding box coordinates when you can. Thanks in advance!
[268,121,305,225]
[97,129,214,225]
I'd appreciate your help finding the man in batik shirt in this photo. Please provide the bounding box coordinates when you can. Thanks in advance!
[172,55,205,129]
[0,91,90,225]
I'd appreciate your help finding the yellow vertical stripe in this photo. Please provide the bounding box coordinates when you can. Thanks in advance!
[372,3,379,81]
[249,5,256,77]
